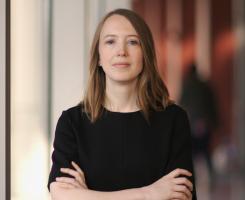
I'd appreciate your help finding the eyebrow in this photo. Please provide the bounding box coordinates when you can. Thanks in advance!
[103,34,139,39]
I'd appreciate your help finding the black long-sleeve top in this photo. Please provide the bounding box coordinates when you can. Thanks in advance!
[48,103,197,199]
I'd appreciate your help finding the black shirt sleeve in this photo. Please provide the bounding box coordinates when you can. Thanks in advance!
[47,110,80,191]
[166,107,197,199]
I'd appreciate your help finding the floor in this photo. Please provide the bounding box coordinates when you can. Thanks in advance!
[194,154,245,200]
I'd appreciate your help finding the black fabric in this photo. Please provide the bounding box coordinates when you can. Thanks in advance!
[48,103,197,199]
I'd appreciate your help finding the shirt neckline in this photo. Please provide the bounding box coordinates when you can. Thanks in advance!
[102,106,141,115]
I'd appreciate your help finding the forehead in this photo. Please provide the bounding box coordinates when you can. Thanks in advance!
[100,14,138,37]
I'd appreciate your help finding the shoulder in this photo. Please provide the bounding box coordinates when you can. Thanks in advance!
[55,103,90,134]
[149,103,189,125]
[63,103,82,114]
[165,103,186,113]
[154,103,188,118]
[166,103,189,122]
[59,103,84,123]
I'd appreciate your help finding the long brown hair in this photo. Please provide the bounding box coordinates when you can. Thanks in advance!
[83,8,171,122]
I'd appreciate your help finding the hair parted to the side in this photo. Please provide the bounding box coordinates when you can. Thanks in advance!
[82,8,172,123]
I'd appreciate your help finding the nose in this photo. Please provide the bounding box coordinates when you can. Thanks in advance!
[117,43,127,57]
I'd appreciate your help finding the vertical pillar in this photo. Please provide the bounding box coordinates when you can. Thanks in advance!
[232,0,245,171]
[11,0,49,199]
[0,0,6,199]
[195,0,211,80]
[52,0,85,135]
[166,0,182,100]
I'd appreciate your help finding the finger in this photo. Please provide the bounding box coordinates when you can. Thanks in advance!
[56,177,80,188]
[174,177,193,191]
[171,191,188,200]
[71,161,87,184]
[60,168,81,179]
[174,185,192,199]
[55,182,76,189]
[80,181,88,189]
[60,168,84,185]
[75,175,86,188]
[56,177,87,189]
[169,168,192,178]
[71,161,84,175]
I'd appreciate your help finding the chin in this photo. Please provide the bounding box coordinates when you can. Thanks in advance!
[105,71,141,84]
[111,77,138,84]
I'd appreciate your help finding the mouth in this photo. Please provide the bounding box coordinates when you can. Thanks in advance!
[112,62,130,68]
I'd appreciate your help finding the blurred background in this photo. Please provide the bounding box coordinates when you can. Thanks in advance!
[6,0,245,199]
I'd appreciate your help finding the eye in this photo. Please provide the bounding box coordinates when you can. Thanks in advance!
[128,39,139,45]
[105,39,115,45]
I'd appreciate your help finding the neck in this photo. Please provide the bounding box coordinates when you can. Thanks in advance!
[104,79,139,112]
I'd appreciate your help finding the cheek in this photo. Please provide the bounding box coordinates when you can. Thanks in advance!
[134,50,143,66]
[98,45,105,64]
[99,47,113,64]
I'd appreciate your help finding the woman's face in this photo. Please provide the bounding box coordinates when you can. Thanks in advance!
[98,14,143,84]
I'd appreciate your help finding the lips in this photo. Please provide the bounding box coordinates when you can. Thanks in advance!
[112,62,130,67]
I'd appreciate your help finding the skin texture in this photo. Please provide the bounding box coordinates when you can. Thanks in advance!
[99,14,143,112]
[99,14,143,84]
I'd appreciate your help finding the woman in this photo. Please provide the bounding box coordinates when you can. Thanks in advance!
[48,8,196,200]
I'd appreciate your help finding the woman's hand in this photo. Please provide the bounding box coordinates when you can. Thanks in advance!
[55,161,88,190]
[143,168,193,200]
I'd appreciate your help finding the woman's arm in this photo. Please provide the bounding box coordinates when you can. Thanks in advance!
[51,169,193,200]
[51,161,148,200]
[50,182,147,200]
[53,162,193,200]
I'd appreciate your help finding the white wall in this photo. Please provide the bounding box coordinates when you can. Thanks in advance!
[52,0,86,137]
[11,0,49,199]
[0,0,6,199]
